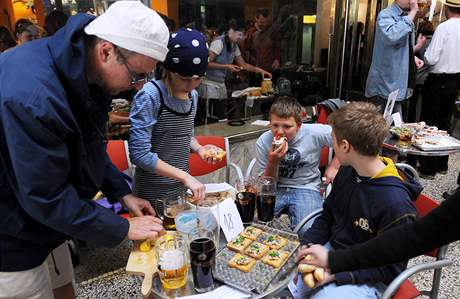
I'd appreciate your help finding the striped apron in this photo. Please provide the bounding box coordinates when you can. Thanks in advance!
[133,81,194,212]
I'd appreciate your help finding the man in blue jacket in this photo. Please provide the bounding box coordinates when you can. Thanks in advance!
[294,102,419,298]
[0,2,169,297]
[365,0,424,115]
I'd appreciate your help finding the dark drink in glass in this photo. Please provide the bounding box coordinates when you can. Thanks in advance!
[256,194,276,223]
[163,214,176,230]
[235,191,256,225]
[189,237,216,293]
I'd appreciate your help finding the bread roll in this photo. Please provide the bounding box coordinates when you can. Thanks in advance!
[303,273,315,288]
[314,268,325,282]
[298,263,317,274]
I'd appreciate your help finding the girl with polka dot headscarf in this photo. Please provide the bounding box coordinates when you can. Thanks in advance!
[129,28,223,207]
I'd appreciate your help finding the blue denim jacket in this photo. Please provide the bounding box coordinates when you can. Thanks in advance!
[365,3,415,101]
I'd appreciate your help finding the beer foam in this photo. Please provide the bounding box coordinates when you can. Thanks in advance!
[159,249,185,270]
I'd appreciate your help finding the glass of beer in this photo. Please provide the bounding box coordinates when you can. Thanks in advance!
[235,177,257,226]
[256,176,277,224]
[418,0,428,10]
[189,229,216,293]
[156,195,186,230]
[155,234,189,290]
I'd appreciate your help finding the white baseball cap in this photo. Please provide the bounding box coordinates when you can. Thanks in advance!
[84,1,169,61]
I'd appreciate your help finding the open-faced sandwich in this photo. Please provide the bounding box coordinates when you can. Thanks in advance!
[228,253,257,272]
[240,226,263,240]
[262,234,288,250]
[204,147,226,161]
[227,235,252,252]
[244,241,270,259]
[272,132,287,150]
[261,250,289,268]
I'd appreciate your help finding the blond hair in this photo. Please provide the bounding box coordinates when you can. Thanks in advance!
[328,102,388,156]
[269,96,302,124]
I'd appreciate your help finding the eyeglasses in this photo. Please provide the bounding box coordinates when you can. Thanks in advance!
[115,46,155,85]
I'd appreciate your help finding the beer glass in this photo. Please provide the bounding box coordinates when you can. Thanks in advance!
[235,177,257,226]
[418,0,428,10]
[155,234,189,290]
[256,176,277,224]
[155,195,186,230]
[189,229,216,293]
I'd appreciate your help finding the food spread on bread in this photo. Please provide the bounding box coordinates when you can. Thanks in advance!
[204,147,226,160]
[272,132,287,150]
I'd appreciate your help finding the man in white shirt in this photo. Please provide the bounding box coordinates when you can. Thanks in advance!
[418,0,460,178]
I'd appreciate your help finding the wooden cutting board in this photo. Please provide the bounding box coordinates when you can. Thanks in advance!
[126,241,157,298]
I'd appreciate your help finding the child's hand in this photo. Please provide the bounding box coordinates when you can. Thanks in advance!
[197,145,225,164]
[183,174,205,201]
[297,244,330,269]
[268,139,288,161]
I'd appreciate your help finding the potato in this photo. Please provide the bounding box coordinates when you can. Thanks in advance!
[314,268,325,282]
[298,263,317,274]
[303,273,315,288]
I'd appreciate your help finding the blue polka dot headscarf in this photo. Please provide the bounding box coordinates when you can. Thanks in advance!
[163,28,209,78]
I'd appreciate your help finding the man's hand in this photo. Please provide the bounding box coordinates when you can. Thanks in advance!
[197,144,223,164]
[260,69,273,79]
[414,56,424,69]
[297,244,330,269]
[227,64,242,73]
[271,59,280,71]
[317,271,335,287]
[409,0,419,13]
[414,34,427,52]
[121,194,156,217]
[182,174,205,202]
[127,216,165,240]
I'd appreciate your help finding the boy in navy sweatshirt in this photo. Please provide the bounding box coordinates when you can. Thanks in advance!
[295,102,420,298]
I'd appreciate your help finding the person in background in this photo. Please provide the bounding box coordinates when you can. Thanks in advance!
[0,26,16,52]
[130,28,220,210]
[298,188,460,275]
[417,0,460,179]
[245,7,281,85]
[255,97,340,230]
[295,102,419,298]
[365,0,425,116]
[198,18,271,121]
[14,18,45,44]
[0,2,168,298]
[45,10,69,36]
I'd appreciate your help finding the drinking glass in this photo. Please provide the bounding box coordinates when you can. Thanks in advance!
[189,229,216,293]
[155,195,186,230]
[196,199,220,247]
[256,176,277,224]
[155,234,189,290]
[418,0,428,10]
[235,177,257,226]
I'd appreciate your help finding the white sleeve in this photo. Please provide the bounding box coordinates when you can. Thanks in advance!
[209,39,223,55]
[235,44,241,57]
[424,26,445,66]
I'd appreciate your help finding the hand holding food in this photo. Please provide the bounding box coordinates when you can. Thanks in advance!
[297,254,327,288]
[272,132,287,150]
[200,145,226,163]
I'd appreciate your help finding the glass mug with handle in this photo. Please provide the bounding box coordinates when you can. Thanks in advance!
[155,195,186,231]
[155,234,189,290]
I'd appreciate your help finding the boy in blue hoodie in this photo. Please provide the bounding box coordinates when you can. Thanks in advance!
[295,102,420,298]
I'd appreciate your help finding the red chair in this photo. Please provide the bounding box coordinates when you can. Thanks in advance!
[106,140,133,176]
[189,136,243,183]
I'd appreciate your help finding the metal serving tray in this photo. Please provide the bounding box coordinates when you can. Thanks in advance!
[213,223,300,294]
